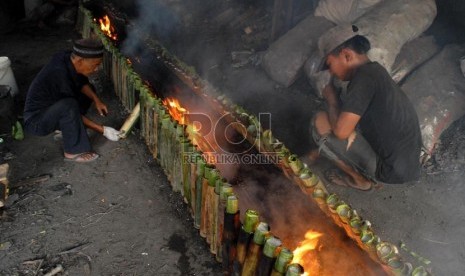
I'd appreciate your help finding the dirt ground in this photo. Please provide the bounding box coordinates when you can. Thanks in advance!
[2,1,465,275]
[0,25,221,275]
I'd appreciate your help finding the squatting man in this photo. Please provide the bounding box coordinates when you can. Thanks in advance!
[311,25,422,190]
[24,38,121,162]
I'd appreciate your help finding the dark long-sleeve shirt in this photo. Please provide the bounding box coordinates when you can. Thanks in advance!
[24,51,89,122]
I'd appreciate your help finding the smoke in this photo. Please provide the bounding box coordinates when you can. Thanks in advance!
[121,0,181,58]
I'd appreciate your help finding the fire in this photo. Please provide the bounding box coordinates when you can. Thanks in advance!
[163,97,188,125]
[292,230,323,275]
[98,15,117,40]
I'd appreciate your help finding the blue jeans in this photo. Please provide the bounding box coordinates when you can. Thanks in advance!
[24,97,92,154]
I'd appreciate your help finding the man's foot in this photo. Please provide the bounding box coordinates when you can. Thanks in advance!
[64,152,99,163]
[325,169,372,191]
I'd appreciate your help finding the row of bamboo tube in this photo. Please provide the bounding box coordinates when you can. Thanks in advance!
[78,5,430,276]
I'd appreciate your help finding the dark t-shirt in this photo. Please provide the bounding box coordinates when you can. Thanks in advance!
[24,51,89,122]
[341,62,422,183]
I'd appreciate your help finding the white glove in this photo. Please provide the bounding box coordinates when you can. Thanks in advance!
[103,126,121,141]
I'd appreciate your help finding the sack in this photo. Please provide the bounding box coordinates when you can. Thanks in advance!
[261,15,334,87]
[356,0,437,73]
[314,0,383,25]
[391,36,440,83]
[402,44,465,155]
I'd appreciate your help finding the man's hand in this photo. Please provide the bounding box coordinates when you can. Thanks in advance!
[103,126,121,141]
[95,100,108,117]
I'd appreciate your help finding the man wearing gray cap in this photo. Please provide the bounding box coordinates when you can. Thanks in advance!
[311,25,422,190]
[24,38,121,162]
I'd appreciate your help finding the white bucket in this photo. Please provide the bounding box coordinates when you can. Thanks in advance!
[0,57,19,97]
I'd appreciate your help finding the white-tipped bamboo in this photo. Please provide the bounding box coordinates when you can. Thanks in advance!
[119,102,140,138]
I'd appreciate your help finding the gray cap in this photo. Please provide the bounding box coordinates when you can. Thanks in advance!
[317,24,360,71]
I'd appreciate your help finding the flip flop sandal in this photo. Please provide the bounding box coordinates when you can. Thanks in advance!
[325,168,373,191]
[64,152,99,163]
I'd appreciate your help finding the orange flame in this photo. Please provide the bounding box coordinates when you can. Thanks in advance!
[163,97,188,125]
[99,15,117,40]
[292,230,323,275]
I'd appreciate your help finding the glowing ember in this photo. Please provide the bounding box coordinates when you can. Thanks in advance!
[98,15,117,40]
[292,230,323,275]
[163,97,188,125]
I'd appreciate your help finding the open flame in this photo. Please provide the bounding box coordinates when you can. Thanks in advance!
[163,97,188,125]
[292,230,323,275]
[98,15,117,40]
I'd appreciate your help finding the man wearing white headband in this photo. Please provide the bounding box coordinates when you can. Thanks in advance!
[24,38,121,162]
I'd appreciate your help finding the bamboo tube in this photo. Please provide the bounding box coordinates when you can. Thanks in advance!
[242,222,270,276]
[336,203,353,224]
[349,210,363,235]
[139,91,146,141]
[232,209,260,275]
[120,56,128,108]
[288,154,304,176]
[271,248,294,276]
[189,151,200,219]
[387,258,413,275]
[195,158,206,229]
[222,195,240,274]
[204,165,219,242]
[200,165,212,238]
[153,100,164,159]
[171,122,181,192]
[119,102,140,138]
[152,106,159,158]
[285,263,304,276]
[209,175,222,254]
[257,236,282,276]
[160,114,172,181]
[181,138,192,204]
[216,183,234,262]
[376,242,399,264]
[298,168,319,188]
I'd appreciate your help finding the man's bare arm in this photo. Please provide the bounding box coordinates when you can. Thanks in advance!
[323,84,361,140]
[81,84,108,116]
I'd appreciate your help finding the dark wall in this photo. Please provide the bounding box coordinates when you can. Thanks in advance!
[0,0,25,33]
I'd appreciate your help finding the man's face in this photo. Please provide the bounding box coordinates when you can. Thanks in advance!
[325,50,352,81]
[76,57,103,76]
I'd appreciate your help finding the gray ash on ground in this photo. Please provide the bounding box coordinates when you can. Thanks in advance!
[425,114,465,174]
